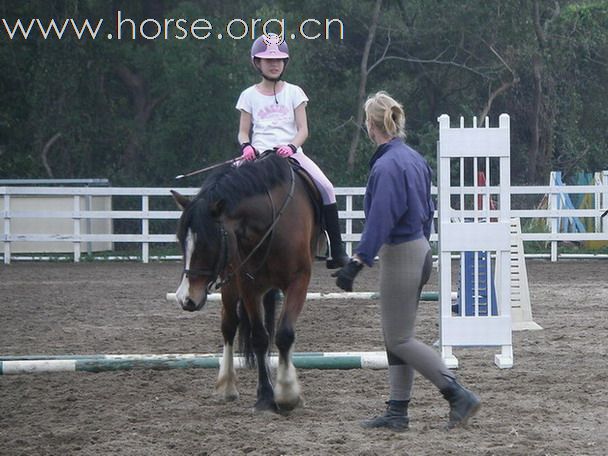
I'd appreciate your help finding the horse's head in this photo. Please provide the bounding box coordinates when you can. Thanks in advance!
[171,155,293,311]
[171,190,229,312]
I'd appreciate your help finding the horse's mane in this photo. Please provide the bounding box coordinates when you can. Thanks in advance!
[198,153,291,210]
[177,154,291,245]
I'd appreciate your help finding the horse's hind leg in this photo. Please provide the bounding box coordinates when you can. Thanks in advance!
[240,293,276,412]
[251,318,277,412]
[216,292,240,401]
[274,275,309,411]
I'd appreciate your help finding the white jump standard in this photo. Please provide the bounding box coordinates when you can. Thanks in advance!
[437,114,514,369]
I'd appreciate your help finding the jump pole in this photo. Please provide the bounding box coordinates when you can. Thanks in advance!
[165,291,451,302]
[0,351,388,375]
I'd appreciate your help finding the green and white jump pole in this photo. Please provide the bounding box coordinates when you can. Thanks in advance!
[0,351,389,375]
[1,291,455,376]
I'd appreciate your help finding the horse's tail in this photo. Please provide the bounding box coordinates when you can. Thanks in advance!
[237,299,255,368]
[237,289,279,368]
[263,289,279,348]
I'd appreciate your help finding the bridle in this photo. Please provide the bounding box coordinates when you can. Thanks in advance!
[182,162,296,293]
[182,223,229,294]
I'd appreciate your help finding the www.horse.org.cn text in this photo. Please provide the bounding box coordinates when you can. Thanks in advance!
[1,12,345,41]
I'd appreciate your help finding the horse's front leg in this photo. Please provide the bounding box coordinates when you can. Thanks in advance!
[274,274,309,411]
[216,289,239,401]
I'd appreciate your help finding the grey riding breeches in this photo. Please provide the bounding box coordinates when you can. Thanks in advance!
[378,237,454,401]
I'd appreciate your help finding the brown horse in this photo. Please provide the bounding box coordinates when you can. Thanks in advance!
[171,153,320,412]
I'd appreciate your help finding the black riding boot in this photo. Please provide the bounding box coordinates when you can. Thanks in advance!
[323,203,349,269]
[440,380,481,429]
[361,400,409,432]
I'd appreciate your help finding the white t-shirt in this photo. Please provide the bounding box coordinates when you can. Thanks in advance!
[235,82,309,153]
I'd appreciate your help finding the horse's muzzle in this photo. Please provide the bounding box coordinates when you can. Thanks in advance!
[181,296,206,312]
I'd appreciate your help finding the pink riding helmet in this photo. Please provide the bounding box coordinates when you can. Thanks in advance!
[250,33,289,61]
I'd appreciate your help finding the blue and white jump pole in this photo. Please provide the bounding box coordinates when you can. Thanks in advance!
[165,291,449,302]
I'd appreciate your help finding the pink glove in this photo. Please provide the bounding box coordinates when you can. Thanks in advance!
[240,143,257,161]
[276,144,297,157]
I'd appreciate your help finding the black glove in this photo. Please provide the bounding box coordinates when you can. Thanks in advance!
[332,259,363,292]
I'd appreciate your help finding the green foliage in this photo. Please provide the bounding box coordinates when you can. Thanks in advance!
[548,1,608,179]
[1,0,606,185]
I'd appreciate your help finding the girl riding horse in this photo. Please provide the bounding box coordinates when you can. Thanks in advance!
[236,33,348,269]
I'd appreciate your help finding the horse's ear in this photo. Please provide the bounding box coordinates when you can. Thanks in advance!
[171,190,190,211]
[209,199,225,218]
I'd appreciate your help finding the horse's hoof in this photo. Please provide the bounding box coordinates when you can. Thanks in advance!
[223,391,239,402]
[276,395,304,413]
[216,383,239,402]
[274,380,302,411]
[253,399,278,413]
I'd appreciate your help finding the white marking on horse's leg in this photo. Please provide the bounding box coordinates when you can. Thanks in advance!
[216,343,239,401]
[274,347,301,410]
[175,230,194,306]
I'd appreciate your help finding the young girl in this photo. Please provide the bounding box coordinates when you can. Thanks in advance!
[235,33,348,269]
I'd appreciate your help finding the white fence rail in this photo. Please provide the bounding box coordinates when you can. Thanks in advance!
[2,180,608,264]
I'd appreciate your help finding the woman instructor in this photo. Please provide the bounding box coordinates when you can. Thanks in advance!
[334,91,481,431]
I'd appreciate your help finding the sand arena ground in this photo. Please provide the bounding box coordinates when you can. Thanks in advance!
[1,259,606,455]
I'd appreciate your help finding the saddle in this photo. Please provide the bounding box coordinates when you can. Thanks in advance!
[256,149,323,229]
[251,149,328,261]
[287,157,323,225]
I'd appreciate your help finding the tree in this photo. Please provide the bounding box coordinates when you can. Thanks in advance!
[1,0,606,185]
[346,0,382,172]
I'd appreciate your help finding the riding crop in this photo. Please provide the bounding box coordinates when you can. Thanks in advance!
[175,156,244,180]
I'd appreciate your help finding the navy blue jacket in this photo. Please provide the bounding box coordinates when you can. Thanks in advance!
[355,138,434,266]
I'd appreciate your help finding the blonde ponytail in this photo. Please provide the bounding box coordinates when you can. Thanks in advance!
[364,91,406,139]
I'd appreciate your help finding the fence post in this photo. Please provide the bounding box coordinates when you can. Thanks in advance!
[345,194,353,256]
[85,194,93,256]
[73,195,81,262]
[594,172,600,233]
[142,195,149,263]
[549,172,558,262]
[3,193,10,264]
[603,171,608,236]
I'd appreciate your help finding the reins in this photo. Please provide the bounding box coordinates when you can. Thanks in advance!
[205,162,296,291]
[232,165,295,280]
